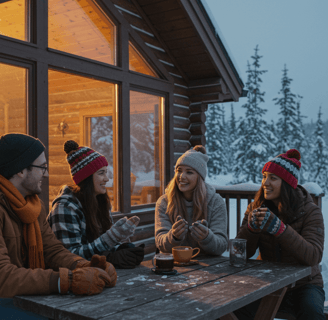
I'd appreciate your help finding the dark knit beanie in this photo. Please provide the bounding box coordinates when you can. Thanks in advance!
[64,140,108,185]
[0,133,45,179]
[262,149,301,189]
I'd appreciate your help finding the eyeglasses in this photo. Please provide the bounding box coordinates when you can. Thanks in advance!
[29,165,48,175]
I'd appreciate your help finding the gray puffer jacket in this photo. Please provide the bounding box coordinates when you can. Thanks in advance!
[155,183,228,255]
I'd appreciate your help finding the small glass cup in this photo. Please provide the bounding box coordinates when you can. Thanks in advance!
[229,239,247,267]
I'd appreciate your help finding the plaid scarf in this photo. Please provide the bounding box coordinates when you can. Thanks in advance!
[0,175,45,269]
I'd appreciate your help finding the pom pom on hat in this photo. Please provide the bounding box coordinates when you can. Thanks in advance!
[262,149,301,189]
[64,140,79,155]
[64,140,108,185]
[286,149,301,161]
[192,145,206,154]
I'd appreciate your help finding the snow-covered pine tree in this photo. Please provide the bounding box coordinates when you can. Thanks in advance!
[292,96,308,183]
[308,107,328,191]
[227,104,237,171]
[90,116,114,178]
[232,45,274,183]
[273,64,298,154]
[205,103,229,176]
[130,112,155,175]
[220,105,229,174]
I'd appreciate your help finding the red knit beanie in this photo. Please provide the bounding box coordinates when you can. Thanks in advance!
[262,149,301,189]
[64,140,108,185]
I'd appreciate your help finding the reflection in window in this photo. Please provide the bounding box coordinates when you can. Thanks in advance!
[49,0,116,65]
[130,91,164,206]
[48,70,118,211]
[129,42,159,78]
[0,62,27,134]
[0,0,30,41]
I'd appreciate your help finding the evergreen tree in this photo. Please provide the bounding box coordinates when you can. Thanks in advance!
[91,116,114,178]
[309,107,328,191]
[273,64,298,154]
[205,103,229,176]
[130,113,155,175]
[292,96,308,183]
[227,104,237,171]
[232,45,274,183]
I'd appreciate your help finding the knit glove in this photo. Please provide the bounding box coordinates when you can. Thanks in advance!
[172,215,188,240]
[190,219,209,241]
[75,255,117,288]
[261,209,286,237]
[106,245,145,269]
[59,267,111,295]
[106,216,140,243]
[248,209,262,233]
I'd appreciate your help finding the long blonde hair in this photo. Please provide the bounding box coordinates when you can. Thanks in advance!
[165,170,207,224]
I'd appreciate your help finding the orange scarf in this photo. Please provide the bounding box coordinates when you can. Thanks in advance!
[0,175,45,269]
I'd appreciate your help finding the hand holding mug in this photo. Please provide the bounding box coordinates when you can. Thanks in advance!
[247,209,262,233]
[172,215,188,240]
[254,207,270,228]
[190,219,209,241]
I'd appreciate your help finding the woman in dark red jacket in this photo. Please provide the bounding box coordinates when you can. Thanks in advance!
[234,149,325,320]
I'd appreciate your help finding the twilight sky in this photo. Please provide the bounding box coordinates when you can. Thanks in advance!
[203,0,328,123]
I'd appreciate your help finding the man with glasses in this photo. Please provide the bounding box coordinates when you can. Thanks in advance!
[0,133,117,304]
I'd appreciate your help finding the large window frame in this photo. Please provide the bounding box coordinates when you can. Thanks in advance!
[0,0,174,214]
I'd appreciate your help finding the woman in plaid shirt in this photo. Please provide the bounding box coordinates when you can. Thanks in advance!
[48,140,144,269]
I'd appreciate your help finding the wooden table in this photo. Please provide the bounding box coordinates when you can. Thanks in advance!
[13,256,311,320]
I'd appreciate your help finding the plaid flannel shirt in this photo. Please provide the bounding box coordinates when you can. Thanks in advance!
[48,186,115,260]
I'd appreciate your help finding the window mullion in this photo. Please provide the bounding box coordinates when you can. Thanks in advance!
[120,82,131,213]
[34,0,48,48]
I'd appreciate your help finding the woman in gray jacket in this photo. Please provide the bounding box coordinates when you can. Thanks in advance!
[155,145,228,255]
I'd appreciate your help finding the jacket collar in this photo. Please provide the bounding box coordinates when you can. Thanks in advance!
[0,190,21,224]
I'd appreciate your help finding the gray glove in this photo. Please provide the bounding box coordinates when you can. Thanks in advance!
[106,216,140,244]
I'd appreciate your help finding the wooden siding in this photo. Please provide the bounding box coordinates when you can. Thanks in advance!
[113,0,192,160]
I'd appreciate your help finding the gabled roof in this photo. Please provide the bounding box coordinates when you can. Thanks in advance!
[132,0,245,102]
[112,0,245,103]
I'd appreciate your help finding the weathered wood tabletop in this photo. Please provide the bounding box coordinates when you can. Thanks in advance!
[13,255,311,320]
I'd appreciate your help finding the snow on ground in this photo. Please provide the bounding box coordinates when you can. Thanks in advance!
[206,173,328,300]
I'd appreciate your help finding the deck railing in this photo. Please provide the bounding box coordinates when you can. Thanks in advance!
[113,183,325,258]
[215,183,325,240]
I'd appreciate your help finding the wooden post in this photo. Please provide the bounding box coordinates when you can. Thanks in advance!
[189,102,207,147]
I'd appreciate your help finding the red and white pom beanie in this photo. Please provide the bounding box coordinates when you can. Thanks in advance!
[64,140,108,185]
[262,149,301,189]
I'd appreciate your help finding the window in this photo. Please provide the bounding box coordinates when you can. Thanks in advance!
[49,0,116,65]
[130,91,164,206]
[129,42,159,78]
[48,70,118,210]
[0,0,30,42]
[0,62,27,134]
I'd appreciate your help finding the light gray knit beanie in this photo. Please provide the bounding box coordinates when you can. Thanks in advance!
[175,145,208,180]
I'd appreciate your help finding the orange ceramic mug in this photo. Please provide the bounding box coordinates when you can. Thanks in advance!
[172,246,200,263]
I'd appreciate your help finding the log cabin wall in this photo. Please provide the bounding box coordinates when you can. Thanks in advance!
[110,0,244,165]
[110,0,191,164]
[48,70,116,205]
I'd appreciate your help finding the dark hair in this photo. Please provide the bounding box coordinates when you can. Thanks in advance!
[70,175,112,242]
[6,165,33,180]
[252,179,300,221]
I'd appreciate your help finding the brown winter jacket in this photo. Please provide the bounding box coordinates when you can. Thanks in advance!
[236,185,324,289]
[0,191,84,298]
